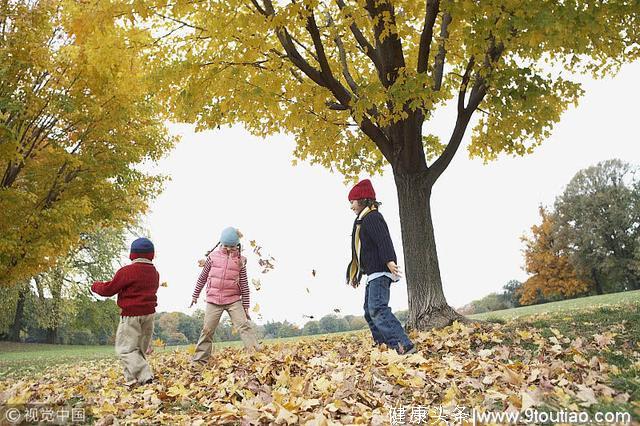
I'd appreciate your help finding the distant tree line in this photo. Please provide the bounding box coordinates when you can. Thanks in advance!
[153,312,373,346]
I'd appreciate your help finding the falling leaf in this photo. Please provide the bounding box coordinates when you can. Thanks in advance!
[252,304,260,313]
[251,278,262,291]
[306,287,310,294]
[160,281,168,287]
[333,308,341,314]
[312,269,316,277]
[303,315,315,319]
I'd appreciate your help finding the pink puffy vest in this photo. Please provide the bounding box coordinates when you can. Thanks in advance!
[205,248,245,305]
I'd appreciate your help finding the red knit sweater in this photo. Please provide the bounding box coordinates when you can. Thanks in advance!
[91,262,159,316]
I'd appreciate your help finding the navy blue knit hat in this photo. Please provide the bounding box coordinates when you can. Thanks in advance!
[130,238,154,260]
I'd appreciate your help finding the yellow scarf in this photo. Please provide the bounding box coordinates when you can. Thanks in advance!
[346,206,375,287]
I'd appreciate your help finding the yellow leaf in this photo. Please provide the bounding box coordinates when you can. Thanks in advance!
[167,384,189,398]
[7,391,31,405]
[442,382,460,405]
[314,376,332,394]
[97,402,118,415]
[517,329,533,340]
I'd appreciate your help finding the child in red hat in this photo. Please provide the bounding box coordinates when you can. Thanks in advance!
[346,179,416,354]
[91,237,159,386]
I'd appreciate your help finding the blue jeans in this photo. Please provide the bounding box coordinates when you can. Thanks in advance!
[363,276,413,353]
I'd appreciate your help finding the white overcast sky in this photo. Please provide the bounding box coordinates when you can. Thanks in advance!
[138,62,639,326]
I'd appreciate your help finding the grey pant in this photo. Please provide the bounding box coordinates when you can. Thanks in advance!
[193,300,258,362]
[115,313,154,383]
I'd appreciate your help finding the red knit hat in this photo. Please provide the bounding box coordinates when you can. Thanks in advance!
[348,179,376,201]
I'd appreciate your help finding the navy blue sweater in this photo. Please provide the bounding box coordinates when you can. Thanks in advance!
[359,210,397,275]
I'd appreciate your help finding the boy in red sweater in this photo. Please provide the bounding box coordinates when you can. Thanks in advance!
[91,238,159,386]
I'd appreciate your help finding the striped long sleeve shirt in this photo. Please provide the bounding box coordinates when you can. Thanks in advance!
[192,258,250,309]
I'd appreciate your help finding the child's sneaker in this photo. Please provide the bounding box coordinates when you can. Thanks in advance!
[398,343,417,355]
[404,346,417,355]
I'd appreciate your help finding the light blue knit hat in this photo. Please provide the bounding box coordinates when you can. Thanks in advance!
[220,227,240,246]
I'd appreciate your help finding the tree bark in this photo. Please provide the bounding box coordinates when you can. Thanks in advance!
[8,283,28,342]
[394,171,465,330]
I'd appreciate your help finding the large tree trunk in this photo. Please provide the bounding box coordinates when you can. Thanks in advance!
[394,171,465,330]
[8,283,28,341]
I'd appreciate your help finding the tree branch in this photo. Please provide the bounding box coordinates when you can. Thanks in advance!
[249,0,267,15]
[290,34,319,62]
[327,14,359,95]
[252,0,393,158]
[364,0,406,86]
[428,37,504,185]
[154,13,207,32]
[457,57,475,113]
[305,10,353,104]
[334,0,386,84]
[432,12,451,90]
[417,0,440,74]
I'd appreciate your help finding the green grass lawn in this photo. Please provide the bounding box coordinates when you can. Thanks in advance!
[469,289,640,320]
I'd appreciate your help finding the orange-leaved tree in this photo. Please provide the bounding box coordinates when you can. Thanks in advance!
[519,207,590,305]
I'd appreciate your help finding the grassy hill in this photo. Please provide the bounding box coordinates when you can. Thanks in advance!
[469,289,640,320]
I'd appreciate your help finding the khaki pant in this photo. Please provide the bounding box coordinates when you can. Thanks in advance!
[115,313,154,384]
[193,300,258,363]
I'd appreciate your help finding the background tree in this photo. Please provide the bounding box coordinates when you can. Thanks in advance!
[554,159,640,294]
[2,227,130,342]
[65,296,120,345]
[112,0,640,329]
[302,320,321,336]
[0,0,174,287]
[519,207,590,305]
[502,279,522,308]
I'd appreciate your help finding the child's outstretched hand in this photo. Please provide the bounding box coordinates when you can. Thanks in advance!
[189,297,198,308]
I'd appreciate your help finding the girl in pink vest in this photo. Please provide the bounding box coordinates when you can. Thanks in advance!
[190,227,259,363]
